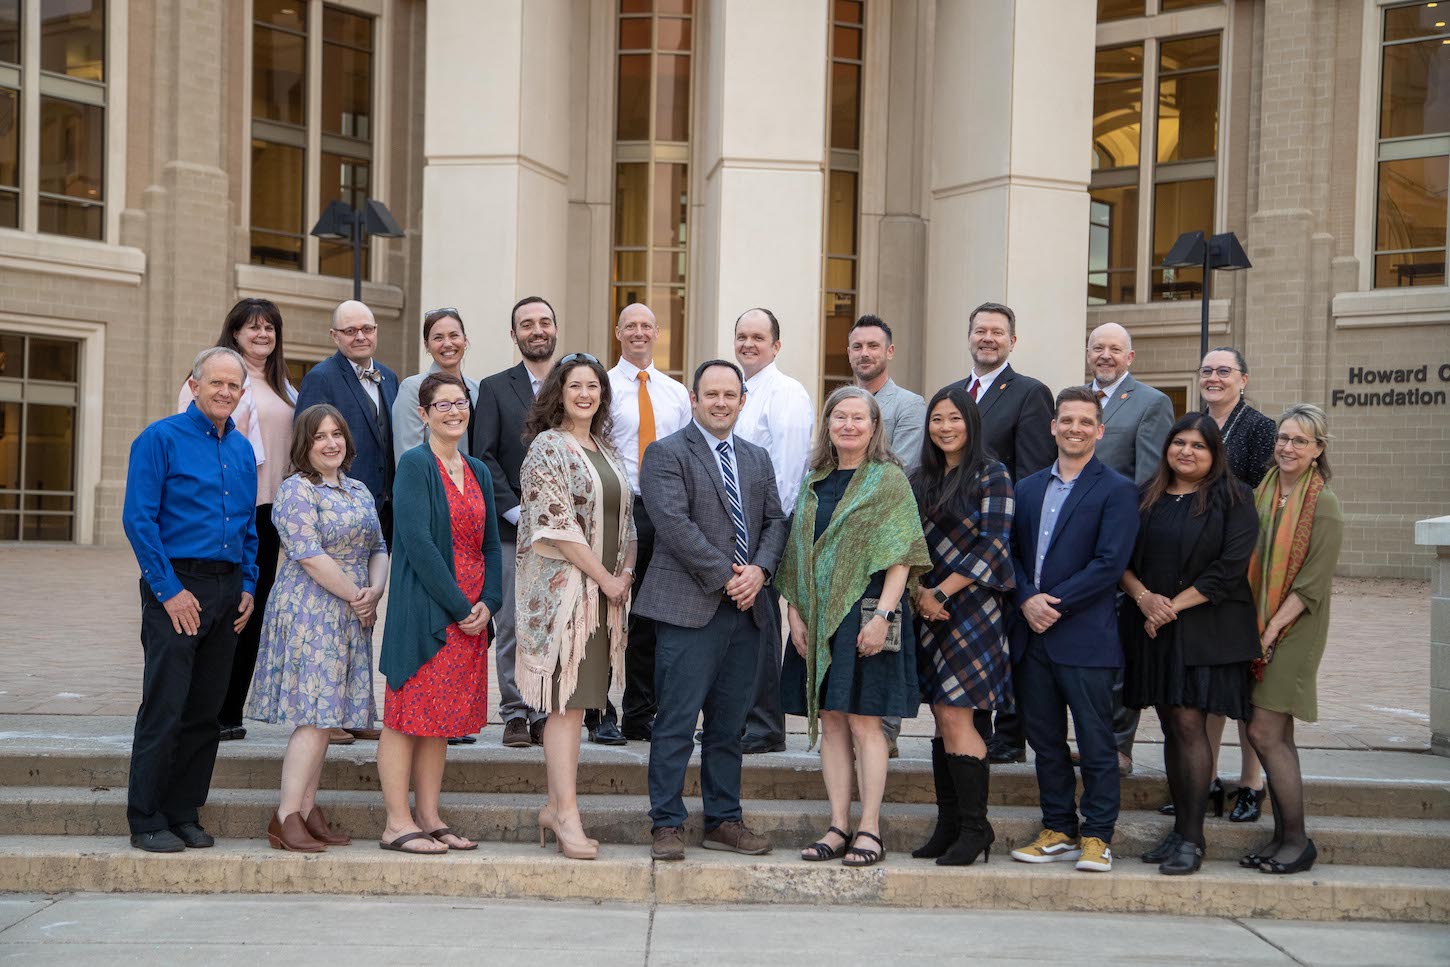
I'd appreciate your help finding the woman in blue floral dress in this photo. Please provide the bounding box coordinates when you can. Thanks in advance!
[246,404,388,851]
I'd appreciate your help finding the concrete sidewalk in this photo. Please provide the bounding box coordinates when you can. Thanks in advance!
[1,893,1447,966]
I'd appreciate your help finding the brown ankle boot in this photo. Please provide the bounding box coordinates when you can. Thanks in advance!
[267,812,326,852]
[304,805,351,846]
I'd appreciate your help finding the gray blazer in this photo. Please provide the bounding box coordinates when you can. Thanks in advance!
[1092,373,1175,486]
[633,423,789,629]
[873,378,927,472]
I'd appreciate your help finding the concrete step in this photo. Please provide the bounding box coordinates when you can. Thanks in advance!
[5,748,1447,819]
[0,836,1444,923]
[5,786,1448,869]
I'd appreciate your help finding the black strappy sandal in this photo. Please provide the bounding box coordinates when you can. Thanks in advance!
[801,826,851,862]
[842,830,885,868]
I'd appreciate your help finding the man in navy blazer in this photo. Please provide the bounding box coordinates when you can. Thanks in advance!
[1007,386,1138,873]
[295,300,400,542]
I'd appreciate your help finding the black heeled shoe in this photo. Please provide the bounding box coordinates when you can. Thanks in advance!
[1229,785,1265,823]
[1158,777,1225,818]
[1259,839,1317,875]
[1159,839,1204,876]
[1141,831,1182,864]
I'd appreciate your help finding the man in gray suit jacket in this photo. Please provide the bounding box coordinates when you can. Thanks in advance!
[1085,321,1175,772]
[636,360,788,861]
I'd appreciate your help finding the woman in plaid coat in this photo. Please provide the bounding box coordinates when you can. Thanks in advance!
[909,385,1016,867]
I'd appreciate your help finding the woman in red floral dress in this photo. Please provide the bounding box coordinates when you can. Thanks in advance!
[377,372,501,854]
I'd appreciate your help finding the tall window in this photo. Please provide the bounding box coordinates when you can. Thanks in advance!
[0,0,108,239]
[1375,2,1448,288]
[250,0,374,279]
[0,330,80,542]
[821,0,863,398]
[1088,10,1221,303]
[611,0,693,379]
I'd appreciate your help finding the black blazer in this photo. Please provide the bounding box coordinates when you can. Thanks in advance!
[1120,482,1261,667]
[471,361,536,542]
[946,364,1055,482]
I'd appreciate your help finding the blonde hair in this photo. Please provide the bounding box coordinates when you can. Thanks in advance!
[1278,403,1332,481]
[808,385,904,472]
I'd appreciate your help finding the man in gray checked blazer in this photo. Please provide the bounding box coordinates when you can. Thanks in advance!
[635,360,789,861]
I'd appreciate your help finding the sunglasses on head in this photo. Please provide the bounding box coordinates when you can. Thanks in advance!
[558,352,600,367]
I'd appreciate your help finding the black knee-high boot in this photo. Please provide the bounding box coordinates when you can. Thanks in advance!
[938,753,993,866]
[913,737,959,859]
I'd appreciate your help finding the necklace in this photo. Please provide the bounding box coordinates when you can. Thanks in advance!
[1216,399,1245,443]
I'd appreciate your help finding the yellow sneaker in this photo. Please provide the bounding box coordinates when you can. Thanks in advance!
[1009,829,1081,864]
[1075,836,1113,872]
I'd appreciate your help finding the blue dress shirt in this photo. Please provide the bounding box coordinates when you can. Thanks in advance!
[123,402,260,601]
[1034,460,1077,586]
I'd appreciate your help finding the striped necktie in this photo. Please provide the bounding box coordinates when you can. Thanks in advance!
[716,439,749,565]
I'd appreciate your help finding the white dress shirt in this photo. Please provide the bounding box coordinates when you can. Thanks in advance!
[350,358,382,412]
[965,360,1010,401]
[735,361,814,512]
[608,357,692,494]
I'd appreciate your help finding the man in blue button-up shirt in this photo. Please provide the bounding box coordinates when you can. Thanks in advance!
[121,347,259,853]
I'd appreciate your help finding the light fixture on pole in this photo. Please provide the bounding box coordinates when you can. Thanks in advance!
[1162,230,1253,363]
[310,199,405,301]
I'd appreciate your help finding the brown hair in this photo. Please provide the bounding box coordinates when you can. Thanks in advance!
[218,298,293,404]
[289,404,355,482]
[523,357,615,445]
[418,371,468,408]
[423,307,466,341]
[1055,385,1102,419]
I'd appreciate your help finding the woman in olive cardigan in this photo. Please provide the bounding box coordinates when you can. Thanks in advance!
[377,372,501,854]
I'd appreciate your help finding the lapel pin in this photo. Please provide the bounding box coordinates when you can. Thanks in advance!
[1119,392,1128,400]
[998,383,1006,391]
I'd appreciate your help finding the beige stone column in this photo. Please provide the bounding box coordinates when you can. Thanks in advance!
[693,0,828,390]
[420,0,572,379]
[923,0,1096,398]
[1416,517,1450,757]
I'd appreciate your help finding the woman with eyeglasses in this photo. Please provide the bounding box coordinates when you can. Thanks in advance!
[1241,404,1342,876]
[393,308,480,461]
[1158,349,1280,823]
[178,298,298,743]
[375,372,501,855]
[514,353,636,860]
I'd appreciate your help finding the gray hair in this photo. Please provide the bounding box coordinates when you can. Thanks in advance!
[191,346,246,382]
[1277,403,1332,481]
[808,385,904,472]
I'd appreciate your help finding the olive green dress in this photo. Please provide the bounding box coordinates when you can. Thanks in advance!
[550,446,623,711]
[1252,488,1343,722]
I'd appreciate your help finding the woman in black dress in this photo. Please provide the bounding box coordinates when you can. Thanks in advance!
[1118,414,1260,875]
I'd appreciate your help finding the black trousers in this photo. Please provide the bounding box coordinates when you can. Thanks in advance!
[218,505,278,728]
[127,561,242,834]
[742,592,785,745]
[588,495,657,734]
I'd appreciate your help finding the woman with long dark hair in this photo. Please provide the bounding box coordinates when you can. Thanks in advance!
[1119,414,1260,875]
[908,386,1015,866]
[179,298,297,742]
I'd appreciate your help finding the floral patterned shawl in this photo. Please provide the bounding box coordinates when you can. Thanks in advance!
[514,428,636,712]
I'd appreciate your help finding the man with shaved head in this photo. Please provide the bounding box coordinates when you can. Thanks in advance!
[1084,321,1174,775]
[588,302,692,745]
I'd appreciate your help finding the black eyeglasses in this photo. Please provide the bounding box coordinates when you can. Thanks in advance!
[425,398,471,414]
[558,353,600,366]
[1199,366,1242,379]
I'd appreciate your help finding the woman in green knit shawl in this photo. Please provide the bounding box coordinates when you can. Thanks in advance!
[778,386,930,868]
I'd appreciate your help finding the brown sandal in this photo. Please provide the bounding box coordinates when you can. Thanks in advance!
[379,831,446,854]
[428,827,477,851]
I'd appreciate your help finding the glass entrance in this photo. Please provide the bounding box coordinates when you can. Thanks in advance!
[0,331,80,541]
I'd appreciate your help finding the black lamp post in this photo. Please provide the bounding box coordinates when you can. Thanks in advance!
[1162,230,1253,363]
[310,199,405,301]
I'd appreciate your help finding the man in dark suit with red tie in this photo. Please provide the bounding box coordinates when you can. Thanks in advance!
[946,301,1055,763]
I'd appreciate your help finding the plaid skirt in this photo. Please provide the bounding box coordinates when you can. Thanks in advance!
[915,588,1013,711]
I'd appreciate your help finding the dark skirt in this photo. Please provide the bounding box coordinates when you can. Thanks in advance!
[1124,623,1253,720]
[780,595,921,720]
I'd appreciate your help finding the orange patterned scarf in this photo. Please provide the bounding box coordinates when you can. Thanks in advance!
[1247,465,1324,676]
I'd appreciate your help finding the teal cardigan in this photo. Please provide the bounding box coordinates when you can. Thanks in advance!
[379,444,503,690]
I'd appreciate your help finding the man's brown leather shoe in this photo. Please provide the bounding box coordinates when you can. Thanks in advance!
[702,820,772,855]
[501,718,532,748]
[304,805,351,846]
[650,826,685,861]
[327,728,356,745]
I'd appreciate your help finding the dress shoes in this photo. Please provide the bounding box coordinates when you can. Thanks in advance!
[650,826,686,861]
[267,812,326,852]
[346,727,382,740]
[1141,831,1182,864]
[1158,839,1204,876]
[501,718,533,748]
[529,719,546,745]
[987,743,1026,765]
[1230,785,1265,823]
[447,735,477,745]
[130,829,186,853]
[169,822,215,848]
[327,728,356,745]
[219,725,247,741]
[621,721,653,742]
[588,719,628,746]
[702,820,772,855]
[304,805,351,846]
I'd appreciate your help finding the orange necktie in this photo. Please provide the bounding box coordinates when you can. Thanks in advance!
[637,370,656,468]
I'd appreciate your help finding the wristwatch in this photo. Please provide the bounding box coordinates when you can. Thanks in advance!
[871,608,898,623]
[931,587,949,606]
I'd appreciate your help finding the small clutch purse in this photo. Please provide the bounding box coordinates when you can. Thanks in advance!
[859,597,902,654]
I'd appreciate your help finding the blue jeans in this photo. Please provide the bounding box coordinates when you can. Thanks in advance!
[648,600,760,830]
[1016,634,1120,843]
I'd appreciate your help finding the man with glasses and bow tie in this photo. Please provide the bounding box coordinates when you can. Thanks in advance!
[296,300,400,543]
[636,359,788,861]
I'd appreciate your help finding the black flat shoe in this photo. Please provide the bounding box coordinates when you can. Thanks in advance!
[218,726,246,741]
[131,830,186,853]
[1159,839,1204,876]
[1141,831,1182,864]
[170,822,215,848]
[1208,777,1226,818]
[987,744,1025,765]
[1260,840,1317,875]
[446,735,477,746]
[1229,785,1265,823]
[588,720,628,746]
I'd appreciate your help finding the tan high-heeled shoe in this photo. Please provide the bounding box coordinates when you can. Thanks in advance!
[537,807,598,860]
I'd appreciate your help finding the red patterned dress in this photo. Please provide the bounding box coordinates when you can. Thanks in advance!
[382,458,489,735]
